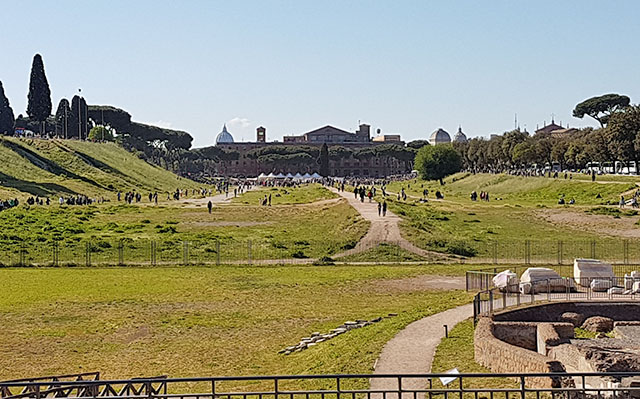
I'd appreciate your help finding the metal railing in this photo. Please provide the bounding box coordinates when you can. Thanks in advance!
[466,264,640,291]
[472,276,640,323]
[5,372,640,399]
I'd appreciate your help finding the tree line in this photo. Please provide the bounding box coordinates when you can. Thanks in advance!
[452,95,638,173]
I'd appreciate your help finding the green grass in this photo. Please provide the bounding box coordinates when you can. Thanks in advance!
[431,319,515,390]
[0,194,369,263]
[0,266,472,381]
[0,137,203,199]
[232,185,337,205]
[376,173,640,262]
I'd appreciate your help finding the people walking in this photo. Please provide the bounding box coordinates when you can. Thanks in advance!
[382,201,387,217]
[378,202,382,217]
[207,200,212,214]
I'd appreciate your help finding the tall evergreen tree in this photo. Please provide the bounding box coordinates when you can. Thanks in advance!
[70,95,89,139]
[0,81,15,135]
[317,143,330,176]
[54,98,71,138]
[26,54,52,133]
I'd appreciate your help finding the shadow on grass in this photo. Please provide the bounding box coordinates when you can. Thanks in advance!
[0,172,76,196]
[2,140,107,190]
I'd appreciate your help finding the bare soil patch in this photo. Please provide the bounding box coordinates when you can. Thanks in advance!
[538,209,640,238]
[188,221,272,227]
[373,275,465,292]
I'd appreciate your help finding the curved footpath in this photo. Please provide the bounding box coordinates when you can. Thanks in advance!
[327,187,452,260]
[369,303,473,396]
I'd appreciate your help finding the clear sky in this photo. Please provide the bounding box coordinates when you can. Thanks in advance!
[1,1,639,147]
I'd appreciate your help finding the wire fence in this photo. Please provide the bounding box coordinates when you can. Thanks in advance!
[2,238,640,267]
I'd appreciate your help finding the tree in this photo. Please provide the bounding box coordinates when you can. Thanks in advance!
[0,81,15,135]
[407,139,430,150]
[54,99,71,138]
[573,93,630,127]
[414,145,462,185]
[26,54,52,133]
[70,95,89,139]
[317,143,329,176]
[605,105,640,174]
[88,125,115,142]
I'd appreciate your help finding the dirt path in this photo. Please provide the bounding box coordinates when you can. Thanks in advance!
[328,187,452,260]
[370,303,473,397]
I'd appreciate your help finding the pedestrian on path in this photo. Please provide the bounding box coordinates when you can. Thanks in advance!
[382,201,387,217]
[207,200,212,214]
[378,202,381,217]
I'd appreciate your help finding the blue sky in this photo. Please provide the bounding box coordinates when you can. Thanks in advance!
[1,1,639,147]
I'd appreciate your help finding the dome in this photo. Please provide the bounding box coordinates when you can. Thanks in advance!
[429,128,451,145]
[453,126,468,143]
[216,124,234,144]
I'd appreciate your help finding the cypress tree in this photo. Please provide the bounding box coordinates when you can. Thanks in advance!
[54,98,71,138]
[70,95,89,139]
[317,143,330,176]
[0,81,15,135]
[26,54,52,132]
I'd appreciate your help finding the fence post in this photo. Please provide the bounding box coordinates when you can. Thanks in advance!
[183,241,189,266]
[247,240,252,264]
[492,242,497,264]
[488,290,493,314]
[150,241,156,266]
[557,240,563,265]
[624,240,629,265]
[118,239,124,266]
[52,241,58,267]
[524,240,531,265]
[85,241,91,267]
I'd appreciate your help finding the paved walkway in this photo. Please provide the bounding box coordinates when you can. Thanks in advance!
[328,187,452,260]
[369,303,473,396]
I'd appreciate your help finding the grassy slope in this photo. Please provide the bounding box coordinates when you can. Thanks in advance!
[382,173,639,259]
[0,266,472,382]
[0,137,201,199]
[232,185,338,205]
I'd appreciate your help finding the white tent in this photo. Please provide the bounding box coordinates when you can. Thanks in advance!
[293,173,303,180]
[302,173,311,179]
[275,173,286,178]
[258,173,268,180]
[311,172,321,179]
[267,172,276,178]
[285,173,294,178]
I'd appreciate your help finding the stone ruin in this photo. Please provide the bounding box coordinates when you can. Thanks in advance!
[279,313,397,355]
[475,302,640,390]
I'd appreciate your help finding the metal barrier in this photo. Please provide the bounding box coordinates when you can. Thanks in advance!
[466,264,640,291]
[472,276,640,323]
[5,373,640,399]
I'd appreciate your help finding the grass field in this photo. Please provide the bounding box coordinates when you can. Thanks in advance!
[232,185,337,205]
[0,265,472,381]
[0,185,368,264]
[378,173,640,261]
[0,137,202,200]
[431,319,515,390]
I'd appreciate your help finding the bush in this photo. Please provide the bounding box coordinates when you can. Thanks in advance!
[290,250,308,259]
[446,241,477,257]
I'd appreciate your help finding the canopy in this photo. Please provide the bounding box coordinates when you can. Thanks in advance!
[258,173,267,179]
[311,172,321,178]
[294,173,303,179]
[285,173,294,178]
[267,172,276,178]
[275,173,286,178]
[302,173,311,179]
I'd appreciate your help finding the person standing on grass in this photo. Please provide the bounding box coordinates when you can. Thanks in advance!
[207,200,213,214]
[378,202,382,216]
[382,201,387,217]
[268,193,272,206]
[620,196,626,209]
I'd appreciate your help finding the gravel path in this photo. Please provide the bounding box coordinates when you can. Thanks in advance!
[328,187,452,260]
[369,303,473,397]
